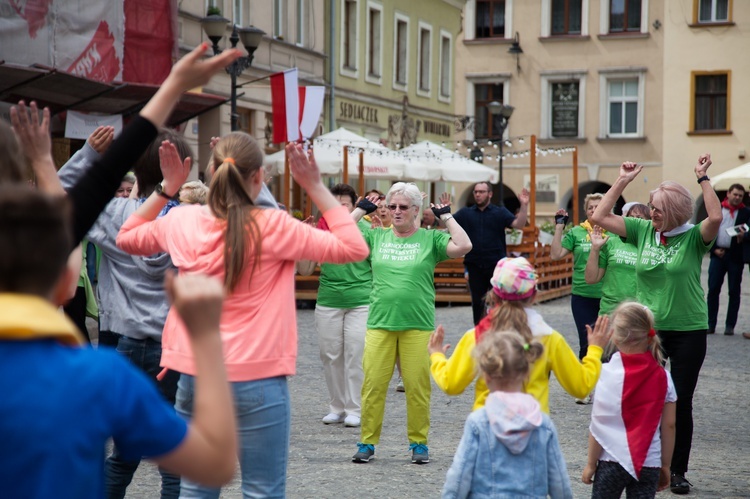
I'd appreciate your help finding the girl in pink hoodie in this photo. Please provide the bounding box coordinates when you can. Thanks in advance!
[117,137,369,498]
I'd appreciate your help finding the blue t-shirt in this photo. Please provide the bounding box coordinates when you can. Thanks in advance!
[0,340,187,498]
[453,203,516,266]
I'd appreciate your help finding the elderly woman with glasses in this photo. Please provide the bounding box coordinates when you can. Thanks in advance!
[589,155,721,495]
[349,182,471,465]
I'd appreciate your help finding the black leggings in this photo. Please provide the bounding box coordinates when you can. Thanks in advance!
[658,330,707,475]
[570,294,600,359]
[592,460,660,499]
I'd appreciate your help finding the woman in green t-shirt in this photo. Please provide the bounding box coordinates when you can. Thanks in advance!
[350,182,472,465]
[584,203,651,315]
[551,193,604,362]
[589,155,721,495]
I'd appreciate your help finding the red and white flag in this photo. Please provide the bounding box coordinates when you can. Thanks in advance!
[298,86,325,140]
[270,69,300,143]
[590,352,667,479]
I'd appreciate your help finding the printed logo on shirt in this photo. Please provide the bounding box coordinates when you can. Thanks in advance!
[641,241,681,266]
[612,248,637,266]
[378,242,421,261]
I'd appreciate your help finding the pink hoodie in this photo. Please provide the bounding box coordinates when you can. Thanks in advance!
[117,204,369,381]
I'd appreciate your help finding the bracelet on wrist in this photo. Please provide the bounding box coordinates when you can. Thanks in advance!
[697,175,710,184]
[441,214,454,222]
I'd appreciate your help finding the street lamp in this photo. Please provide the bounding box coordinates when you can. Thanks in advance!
[487,100,514,205]
[200,15,265,131]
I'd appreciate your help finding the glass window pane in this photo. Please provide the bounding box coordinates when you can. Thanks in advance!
[476,2,490,38]
[491,84,503,99]
[610,102,622,134]
[714,96,727,128]
[717,0,729,21]
[475,110,488,138]
[492,3,505,34]
[628,0,642,30]
[699,0,712,22]
[476,84,489,100]
[569,0,582,33]
[609,81,623,97]
[624,80,639,97]
[625,102,637,133]
[610,0,625,32]
[694,96,711,130]
[551,0,566,34]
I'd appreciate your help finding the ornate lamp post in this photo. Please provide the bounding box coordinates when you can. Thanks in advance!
[200,15,265,131]
[486,100,514,205]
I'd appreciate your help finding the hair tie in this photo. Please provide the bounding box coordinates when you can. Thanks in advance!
[224,157,236,166]
[648,328,656,337]
[523,343,530,351]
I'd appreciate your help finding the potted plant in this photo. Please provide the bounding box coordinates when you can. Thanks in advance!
[505,228,523,246]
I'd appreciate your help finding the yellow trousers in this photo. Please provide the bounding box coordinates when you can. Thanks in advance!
[360,328,432,445]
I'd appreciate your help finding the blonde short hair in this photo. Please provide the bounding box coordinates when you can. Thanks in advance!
[179,181,209,205]
[649,181,693,230]
[584,193,604,212]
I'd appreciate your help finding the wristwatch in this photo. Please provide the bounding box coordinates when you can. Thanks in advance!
[154,182,176,200]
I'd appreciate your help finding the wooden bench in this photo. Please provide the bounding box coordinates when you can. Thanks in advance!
[294,225,573,304]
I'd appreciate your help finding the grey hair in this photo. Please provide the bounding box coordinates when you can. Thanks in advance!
[386,182,422,207]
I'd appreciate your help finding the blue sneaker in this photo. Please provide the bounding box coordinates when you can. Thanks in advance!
[410,443,429,464]
[352,443,374,463]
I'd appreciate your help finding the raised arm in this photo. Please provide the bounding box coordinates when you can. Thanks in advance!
[510,188,530,229]
[695,154,722,244]
[66,43,240,246]
[10,101,64,195]
[550,210,571,260]
[584,226,608,284]
[432,195,472,258]
[154,272,236,486]
[590,162,643,237]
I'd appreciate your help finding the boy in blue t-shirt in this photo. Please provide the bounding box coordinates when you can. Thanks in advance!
[0,185,237,498]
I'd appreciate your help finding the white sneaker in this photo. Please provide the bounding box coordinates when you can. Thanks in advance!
[575,395,592,405]
[344,415,361,427]
[322,412,345,424]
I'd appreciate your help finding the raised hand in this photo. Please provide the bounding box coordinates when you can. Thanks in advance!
[87,126,115,154]
[159,141,192,196]
[590,225,609,250]
[369,214,383,229]
[164,271,225,339]
[10,100,51,166]
[209,136,221,150]
[518,188,530,205]
[439,192,451,206]
[428,325,451,356]
[168,43,241,94]
[619,161,643,183]
[585,315,611,349]
[695,153,712,178]
[286,143,321,191]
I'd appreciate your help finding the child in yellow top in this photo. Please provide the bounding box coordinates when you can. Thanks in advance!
[428,256,611,413]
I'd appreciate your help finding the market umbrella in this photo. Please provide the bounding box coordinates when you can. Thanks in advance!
[399,141,500,183]
[710,162,750,191]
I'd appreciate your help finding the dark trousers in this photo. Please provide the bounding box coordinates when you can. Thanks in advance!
[706,251,743,330]
[592,460,660,499]
[465,263,496,326]
[105,336,181,499]
[571,294,600,359]
[658,330,707,475]
[98,328,121,349]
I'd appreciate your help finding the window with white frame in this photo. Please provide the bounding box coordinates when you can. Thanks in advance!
[540,72,587,139]
[609,0,641,32]
[417,24,432,94]
[393,15,409,89]
[541,0,589,37]
[274,0,284,38]
[697,0,730,23]
[439,32,452,101]
[342,0,359,72]
[599,72,644,138]
[296,0,305,46]
[366,3,382,81]
[476,0,506,38]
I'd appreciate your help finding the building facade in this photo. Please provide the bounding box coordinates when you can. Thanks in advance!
[455,0,665,218]
[325,0,466,195]
[662,0,749,204]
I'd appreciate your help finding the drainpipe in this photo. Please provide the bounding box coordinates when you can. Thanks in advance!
[328,0,335,132]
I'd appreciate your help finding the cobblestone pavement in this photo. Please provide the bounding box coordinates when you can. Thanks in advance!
[124,261,750,498]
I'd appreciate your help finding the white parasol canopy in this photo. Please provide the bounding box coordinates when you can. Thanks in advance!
[398,141,500,183]
[710,162,750,191]
[264,128,434,181]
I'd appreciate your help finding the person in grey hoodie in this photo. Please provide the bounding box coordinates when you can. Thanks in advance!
[442,330,573,499]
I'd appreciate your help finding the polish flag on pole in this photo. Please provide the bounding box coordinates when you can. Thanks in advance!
[298,86,326,140]
[270,69,300,143]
